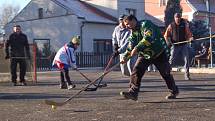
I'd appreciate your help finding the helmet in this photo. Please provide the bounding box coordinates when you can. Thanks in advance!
[71,35,80,45]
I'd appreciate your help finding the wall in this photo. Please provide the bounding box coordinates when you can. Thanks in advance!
[4,15,116,52]
[83,0,146,21]
[13,0,68,22]
[118,0,145,20]
[5,15,81,51]
[82,23,115,52]
[145,0,194,21]
[3,0,121,53]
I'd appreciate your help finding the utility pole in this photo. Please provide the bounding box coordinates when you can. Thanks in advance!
[206,0,213,68]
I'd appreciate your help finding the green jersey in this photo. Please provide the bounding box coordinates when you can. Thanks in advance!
[126,20,169,59]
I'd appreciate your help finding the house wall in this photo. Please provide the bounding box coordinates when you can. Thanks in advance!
[83,0,145,19]
[82,23,115,52]
[145,0,194,21]
[4,0,78,51]
[118,0,145,20]
[4,15,116,52]
[4,15,81,51]
[145,0,166,17]
[12,0,69,22]
[4,0,116,52]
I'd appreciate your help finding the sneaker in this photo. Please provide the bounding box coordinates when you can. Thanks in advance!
[165,92,178,99]
[12,82,17,86]
[185,76,191,80]
[20,82,27,86]
[67,84,76,90]
[120,91,138,101]
[60,84,68,89]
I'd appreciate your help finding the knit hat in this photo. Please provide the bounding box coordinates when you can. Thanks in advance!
[71,35,80,45]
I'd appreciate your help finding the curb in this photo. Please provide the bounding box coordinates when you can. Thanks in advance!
[172,67,215,74]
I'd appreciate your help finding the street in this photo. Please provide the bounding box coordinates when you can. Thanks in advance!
[0,70,215,121]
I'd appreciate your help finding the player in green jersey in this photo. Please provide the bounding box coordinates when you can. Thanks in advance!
[120,15,179,101]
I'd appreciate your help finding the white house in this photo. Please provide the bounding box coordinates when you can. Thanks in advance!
[4,0,162,53]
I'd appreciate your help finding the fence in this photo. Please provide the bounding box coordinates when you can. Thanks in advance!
[76,52,115,68]
[36,52,118,71]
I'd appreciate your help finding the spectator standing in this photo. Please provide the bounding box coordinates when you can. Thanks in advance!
[5,25,30,86]
[112,15,137,76]
[164,13,193,80]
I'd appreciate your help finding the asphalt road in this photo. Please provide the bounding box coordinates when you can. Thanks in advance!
[0,70,215,121]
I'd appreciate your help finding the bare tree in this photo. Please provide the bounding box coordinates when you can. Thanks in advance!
[0,4,20,26]
[164,0,182,28]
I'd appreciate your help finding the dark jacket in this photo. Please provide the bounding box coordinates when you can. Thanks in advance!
[164,18,192,46]
[170,19,186,43]
[5,32,30,58]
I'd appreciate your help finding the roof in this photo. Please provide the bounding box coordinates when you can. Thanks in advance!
[187,0,215,14]
[52,0,117,24]
[144,13,165,27]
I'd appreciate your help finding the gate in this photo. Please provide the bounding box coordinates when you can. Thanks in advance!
[33,39,52,71]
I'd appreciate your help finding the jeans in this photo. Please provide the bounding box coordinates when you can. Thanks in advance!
[169,44,190,78]
[10,58,27,82]
[119,54,137,76]
[60,69,72,85]
[129,52,179,95]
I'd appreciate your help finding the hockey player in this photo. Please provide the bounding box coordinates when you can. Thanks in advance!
[120,15,179,101]
[52,36,80,89]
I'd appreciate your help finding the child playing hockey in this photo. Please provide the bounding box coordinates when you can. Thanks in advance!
[52,36,80,89]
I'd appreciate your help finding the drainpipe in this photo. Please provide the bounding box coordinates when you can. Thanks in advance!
[80,22,85,52]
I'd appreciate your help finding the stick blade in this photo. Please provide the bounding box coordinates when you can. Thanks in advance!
[84,87,97,91]
[96,83,107,88]
[84,83,107,91]
[44,100,65,106]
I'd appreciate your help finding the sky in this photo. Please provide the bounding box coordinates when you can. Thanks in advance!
[0,0,31,11]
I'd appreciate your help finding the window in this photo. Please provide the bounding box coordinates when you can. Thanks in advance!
[93,39,112,53]
[125,8,136,16]
[159,0,167,7]
[38,8,43,19]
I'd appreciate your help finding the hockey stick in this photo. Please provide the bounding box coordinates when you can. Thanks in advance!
[174,34,215,45]
[44,61,121,107]
[75,68,106,91]
[84,54,115,91]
